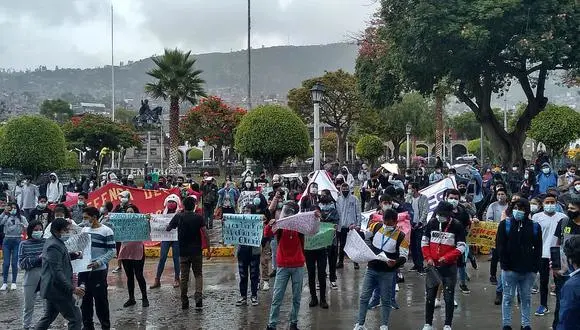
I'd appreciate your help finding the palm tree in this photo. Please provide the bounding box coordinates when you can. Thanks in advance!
[145,49,206,174]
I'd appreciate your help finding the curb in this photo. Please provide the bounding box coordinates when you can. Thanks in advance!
[144,246,235,258]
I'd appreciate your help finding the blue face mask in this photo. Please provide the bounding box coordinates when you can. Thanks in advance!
[512,210,525,221]
[543,204,556,214]
[253,198,261,206]
[320,204,332,211]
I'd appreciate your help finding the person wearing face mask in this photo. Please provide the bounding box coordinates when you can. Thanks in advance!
[429,166,444,185]
[28,195,54,226]
[267,186,287,277]
[340,166,355,191]
[18,176,39,220]
[405,182,429,273]
[34,217,84,330]
[353,209,409,330]
[77,207,115,330]
[561,178,580,207]
[520,168,537,198]
[362,173,381,212]
[0,203,28,291]
[42,204,81,239]
[529,197,543,215]
[125,174,137,188]
[536,163,558,195]
[151,194,182,289]
[201,177,218,229]
[300,183,319,212]
[496,198,542,330]
[111,191,132,273]
[70,192,88,225]
[45,173,64,204]
[67,177,78,193]
[421,202,466,330]
[318,191,339,290]
[217,181,239,216]
[556,236,580,329]
[531,193,567,316]
[507,164,523,194]
[235,204,262,307]
[336,183,362,270]
[255,172,269,188]
[242,176,254,192]
[415,168,430,190]
[558,164,579,193]
[486,188,509,222]
[18,221,45,328]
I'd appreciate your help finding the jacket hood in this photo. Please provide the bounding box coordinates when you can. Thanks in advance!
[541,162,552,170]
[163,194,183,214]
[341,166,351,175]
[49,172,59,183]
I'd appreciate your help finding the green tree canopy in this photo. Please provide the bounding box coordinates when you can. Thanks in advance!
[321,131,338,156]
[287,70,363,162]
[64,151,81,170]
[40,99,73,122]
[528,104,580,153]
[188,148,203,161]
[357,1,580,166]
[467,139,493,160]
[234,105,309,171]
[0,115,66,177]
[356,135,384,167]
[63,114,142,160]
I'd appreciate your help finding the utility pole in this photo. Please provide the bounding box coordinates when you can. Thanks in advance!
[247,0,252,110]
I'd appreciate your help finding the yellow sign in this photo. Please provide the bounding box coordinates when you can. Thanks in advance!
[467,221,499,248]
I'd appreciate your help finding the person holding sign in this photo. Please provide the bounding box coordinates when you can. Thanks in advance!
[353,209,409,330]
[235,204,262,307]
[118,205,149,308]
[166,196,210,310]
[78,207,115,330]
[151,194,182,289]
[336,183,362,270]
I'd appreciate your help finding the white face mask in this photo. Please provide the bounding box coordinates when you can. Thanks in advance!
[530,204,539,213]
[245,182,251,188]
[512,167,518,171]
[542,168,550,174]
[407,188,414,195]
[524,173,529,180]
[392,202,400,209]
[120,197,129,204]
[437,215,448,223]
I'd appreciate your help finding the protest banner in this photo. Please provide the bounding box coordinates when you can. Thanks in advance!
[109,213,150,242]
[65,233,92,273]
[272,211,320,236]
[238,191,258,211]
[223,214,264,247]
[468,221,499,248]
[344,229,390,263]
[304,222,336,250]
[149,214,177,241]
[419,177,457,220]
[361,210,375,230]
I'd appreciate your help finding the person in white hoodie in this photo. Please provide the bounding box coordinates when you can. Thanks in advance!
[340,166,355,191]
[150,194,182,289]
[45,173,64,204]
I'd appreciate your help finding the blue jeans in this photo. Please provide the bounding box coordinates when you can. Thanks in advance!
[2,237,20,283]
[156,241,180,280]
[502,270,534,327]
[358,269,395,327]
[270,239,278,270]
[268,267,304,328]
[368,269,398,308]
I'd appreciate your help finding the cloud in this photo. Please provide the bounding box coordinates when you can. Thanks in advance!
[0,0,377,70]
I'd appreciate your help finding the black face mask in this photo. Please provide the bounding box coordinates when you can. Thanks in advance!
[567,210,579,220]
[342,191,350,197]
[458,188,467,194]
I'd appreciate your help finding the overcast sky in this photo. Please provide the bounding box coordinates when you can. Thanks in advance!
[0,0,378,70]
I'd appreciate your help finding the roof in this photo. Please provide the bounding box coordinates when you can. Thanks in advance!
[80,102,106,108]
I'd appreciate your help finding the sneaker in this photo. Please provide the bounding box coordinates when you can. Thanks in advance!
[289,323,299,330]
[380,326,388,330]
[112,266,122,273]
[195,299,203,310]
[531,288,539,294]
[459,284,471,294]
[269,270,276,278]
[535,305,549,316]
[422,325,433,330]
[123,299,136,308]
[320,300,329,309]
[550,290,556,296]
[368,298,380,309]
[316,283,320,290]
[0,283,7,291]
[236,297,247,306]
[521,326,531,330]
[391,300,400,310]
[454,300,458,307]
[251,296,258,306]
[443,326,452,330]
[262,281,270,291]
[395,284,399,292]
[10,283,17,290]
[309,296,319,307]
[494,292,503,305]
[470,256,478,269]
[353,324,368,330]
[181,300,189,310]
[418,269,427,276]
[502,327,512,330]
[490,276,498,285]
[409,266,419,272]
[330,282,338,290]
[142,298,150,307]
[434,298,442,308]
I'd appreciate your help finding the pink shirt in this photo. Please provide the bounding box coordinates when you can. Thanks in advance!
[118,241,144,260]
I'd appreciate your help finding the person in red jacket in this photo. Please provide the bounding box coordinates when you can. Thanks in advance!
[421,201,466,330]
[264,201,318,330]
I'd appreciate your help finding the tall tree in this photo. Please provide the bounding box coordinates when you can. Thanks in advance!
[181,96,246,167]
[528,104,580,155]
[358,1,580,166]
[145,49,206,174]
[39,99,73,122]
[287,70,363,163]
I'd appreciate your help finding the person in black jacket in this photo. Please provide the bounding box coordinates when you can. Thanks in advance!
[495,198,542,330]
[353,209,408,330]
[35,217,84,330]
[300,182,319,212]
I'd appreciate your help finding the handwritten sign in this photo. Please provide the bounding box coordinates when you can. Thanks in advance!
[65,233,92,273]
[272,211,320,236]
[109,213,150,242]
[305,222,336,250]
[467,221,499,248]
[344,229,390,263]
[149,214,177,241]
[223,214,264,247]
[238,191,257,211]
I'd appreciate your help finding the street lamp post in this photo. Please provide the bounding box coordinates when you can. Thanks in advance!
[310,82,325,171]
[405,123,412,168]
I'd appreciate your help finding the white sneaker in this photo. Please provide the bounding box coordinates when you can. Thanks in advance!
[330,282,338,290]
[454,299,458,307]
[10,283,16,290]
[422,325,433,330]
[379,326,388,330]
[443,326,452,330]
[353,324,367,330]
[262,282,270,291]
[434,298,441,308]
[0,283,7,291]
[395,284,399,292]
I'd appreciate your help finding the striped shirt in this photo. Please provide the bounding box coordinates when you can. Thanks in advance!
[18,238,45,270]
[81,225,116,271]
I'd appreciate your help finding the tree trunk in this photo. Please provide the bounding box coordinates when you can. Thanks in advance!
[435,93,444,158]
[337,131,348,164]
[168,97,181,175]
[392,141,402,165]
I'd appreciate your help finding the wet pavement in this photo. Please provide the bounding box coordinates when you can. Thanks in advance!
[0,258,555,330]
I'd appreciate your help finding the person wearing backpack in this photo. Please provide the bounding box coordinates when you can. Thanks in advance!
[496,198,543,330]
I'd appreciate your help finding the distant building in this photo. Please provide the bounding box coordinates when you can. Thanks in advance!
[73,102,109,116]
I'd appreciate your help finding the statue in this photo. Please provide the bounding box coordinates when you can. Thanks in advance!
[134,99,162,126]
